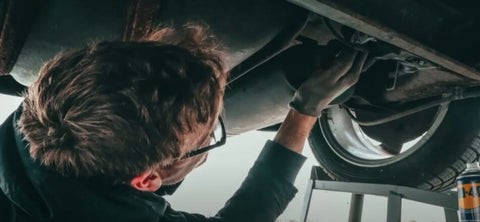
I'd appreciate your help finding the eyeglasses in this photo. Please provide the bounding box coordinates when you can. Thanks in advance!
[179,116,226,160]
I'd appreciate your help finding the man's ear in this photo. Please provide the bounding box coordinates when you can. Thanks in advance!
[130,170,162,192]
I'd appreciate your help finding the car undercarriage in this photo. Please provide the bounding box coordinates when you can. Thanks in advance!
[1,0,480,191]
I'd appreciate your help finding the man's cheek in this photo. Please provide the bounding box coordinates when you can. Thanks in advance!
[196,153,208,168]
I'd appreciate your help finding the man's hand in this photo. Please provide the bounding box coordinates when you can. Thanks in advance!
[289,49,368,117]
[274,48,368,154]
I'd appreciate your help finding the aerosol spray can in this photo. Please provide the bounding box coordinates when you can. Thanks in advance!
[457,162,480,221]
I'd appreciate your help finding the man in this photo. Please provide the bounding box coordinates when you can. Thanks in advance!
[0,25,366,221]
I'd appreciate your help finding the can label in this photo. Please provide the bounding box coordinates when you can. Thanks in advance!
[458,181,480,221]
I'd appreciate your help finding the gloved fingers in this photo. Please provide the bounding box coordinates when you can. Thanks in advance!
[329,49,357,81]
[338,51,368,86]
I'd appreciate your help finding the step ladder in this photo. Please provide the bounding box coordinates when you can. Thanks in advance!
[300,166,459,222]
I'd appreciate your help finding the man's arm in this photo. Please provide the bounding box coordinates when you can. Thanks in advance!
[161,49,368,222]
[273,110,317,154]
[162,140,305,222]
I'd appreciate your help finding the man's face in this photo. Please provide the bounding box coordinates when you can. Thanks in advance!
[157,77,226,186]
[158,113,220,185]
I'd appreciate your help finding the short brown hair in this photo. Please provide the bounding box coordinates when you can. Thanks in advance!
[18,24,226,182]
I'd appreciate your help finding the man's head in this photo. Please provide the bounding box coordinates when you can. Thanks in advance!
[18,25,227,191]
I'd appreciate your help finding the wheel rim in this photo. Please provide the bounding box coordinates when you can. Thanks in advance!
[320,104,449,167]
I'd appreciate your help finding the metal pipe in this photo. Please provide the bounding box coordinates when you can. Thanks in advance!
[387,192,402,222]
[347,88,480,126]
[348,194,364,222]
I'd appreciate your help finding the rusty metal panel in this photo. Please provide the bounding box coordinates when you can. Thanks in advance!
[0,0,40,75]
[287,0,480,81]
[123,0,162,41]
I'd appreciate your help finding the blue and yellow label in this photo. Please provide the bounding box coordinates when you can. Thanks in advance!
[458,182,480,210]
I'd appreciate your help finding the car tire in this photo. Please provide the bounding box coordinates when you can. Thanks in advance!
[309,98,480,191]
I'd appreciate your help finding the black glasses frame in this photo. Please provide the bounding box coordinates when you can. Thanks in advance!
[180,116,226,160]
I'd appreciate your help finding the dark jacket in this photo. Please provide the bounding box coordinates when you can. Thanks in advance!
[0,107,306,222]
